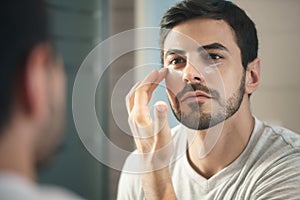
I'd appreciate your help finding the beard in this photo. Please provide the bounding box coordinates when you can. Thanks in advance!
[170,72,246,130]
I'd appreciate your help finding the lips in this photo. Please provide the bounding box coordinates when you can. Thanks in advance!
[180,90,212,103]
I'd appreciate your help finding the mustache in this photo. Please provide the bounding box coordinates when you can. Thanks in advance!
[175,83,220,102]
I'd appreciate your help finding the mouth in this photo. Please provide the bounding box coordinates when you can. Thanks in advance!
[180,90,212,103]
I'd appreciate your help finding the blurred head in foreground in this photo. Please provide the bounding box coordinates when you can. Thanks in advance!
[0,0,66,179]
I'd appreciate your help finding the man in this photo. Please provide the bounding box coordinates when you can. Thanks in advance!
[118,0,300,199]
[0,0,82,199]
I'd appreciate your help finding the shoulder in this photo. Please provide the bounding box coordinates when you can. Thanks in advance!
[250,120,300,198]
[258,120,300,171]
[262,121,300,147]
[253,119,300,155]
[0,173,83,200]
[251,150,300,199]
[38,185,84,200]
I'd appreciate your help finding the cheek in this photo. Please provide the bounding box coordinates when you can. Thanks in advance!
[165,68,185,94]
[166,89,177,109]
[218,66,244,97]
[52,65,67,107]
[165,70,186,109]
[224,75,241,94]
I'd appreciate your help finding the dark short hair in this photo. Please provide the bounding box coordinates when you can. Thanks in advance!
[0,0,49,131]
[160,0,258,70]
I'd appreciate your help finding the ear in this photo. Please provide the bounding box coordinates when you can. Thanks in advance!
[18,43,52,120]
[245,58,260,95]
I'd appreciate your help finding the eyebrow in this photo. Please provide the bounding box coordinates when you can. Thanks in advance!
[164,49,186,58]
[198,43,229,52]
[164,42,229,59]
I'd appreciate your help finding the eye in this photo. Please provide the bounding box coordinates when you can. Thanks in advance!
[170,57,186,65]
[209,53,223,60]
[165,55,186,69]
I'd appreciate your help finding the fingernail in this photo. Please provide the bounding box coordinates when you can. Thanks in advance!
[161,68,168,74]
[155,104,165,112]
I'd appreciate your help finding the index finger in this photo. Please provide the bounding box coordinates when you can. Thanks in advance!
[134,68,167,107]
[126,81,141,114]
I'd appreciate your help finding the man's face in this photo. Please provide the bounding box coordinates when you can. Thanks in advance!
[163,18,246,130]
[36,55,66,167]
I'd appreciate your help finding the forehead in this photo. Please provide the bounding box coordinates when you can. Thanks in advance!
[164,18,240,54]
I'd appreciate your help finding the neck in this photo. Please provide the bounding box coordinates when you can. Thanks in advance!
[0,123,36,182]
[187,97,255,179]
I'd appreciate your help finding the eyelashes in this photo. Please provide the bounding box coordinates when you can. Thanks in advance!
[167,53,224,66]
[166,53,224,72]
[169,57,186,65]
[205,53,224,61]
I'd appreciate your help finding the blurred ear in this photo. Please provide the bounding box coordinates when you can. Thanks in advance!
[18,43,52,120]
[245,58,260,95]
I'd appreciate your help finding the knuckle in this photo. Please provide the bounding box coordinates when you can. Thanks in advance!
[134,107,151,126]
[135,113,149,125]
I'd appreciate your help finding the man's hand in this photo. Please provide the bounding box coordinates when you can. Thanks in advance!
[126,68,177,199]
[126,68,172,164]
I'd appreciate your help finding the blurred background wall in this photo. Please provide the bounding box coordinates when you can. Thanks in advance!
[38,0,109,199]
[234,0,300,133]
[38,1,300,200]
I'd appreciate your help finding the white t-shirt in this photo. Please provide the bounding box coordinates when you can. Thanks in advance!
[0,172,84,200]
[117,118,300,200]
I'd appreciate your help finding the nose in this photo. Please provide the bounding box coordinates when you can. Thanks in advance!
[182,62,205,84]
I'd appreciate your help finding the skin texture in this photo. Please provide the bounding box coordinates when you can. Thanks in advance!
[166,18,260,178]
[164,19,246,130]
[126,69,176,200]
[164,28,246,130]
[0,43,66,181]
[127,18,260,199]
